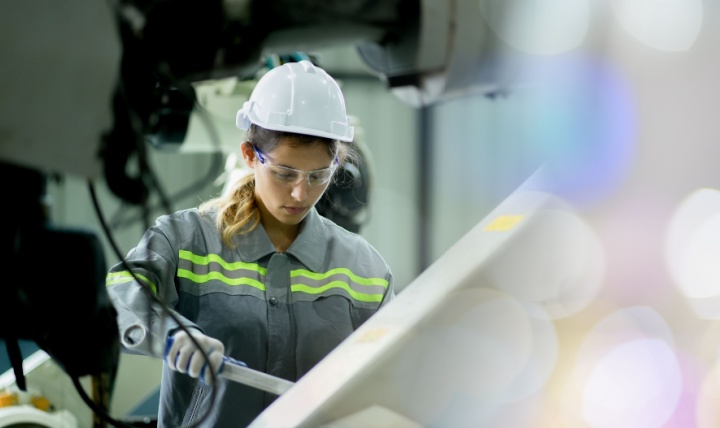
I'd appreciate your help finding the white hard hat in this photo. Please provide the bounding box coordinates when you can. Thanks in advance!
[235,60,354,142]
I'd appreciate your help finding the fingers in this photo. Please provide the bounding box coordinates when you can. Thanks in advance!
[200,351,226,385]
[186,345,223,378]
[165,329,226,385]
[165,331,185,371]
[175,346,195,374]
[197,338,225,385]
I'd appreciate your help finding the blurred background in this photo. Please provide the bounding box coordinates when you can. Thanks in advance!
[3,0,720,427]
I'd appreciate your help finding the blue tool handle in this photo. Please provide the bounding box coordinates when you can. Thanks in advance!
[219,355,248,373]
[165,334,250,385]
[164,334,248,367]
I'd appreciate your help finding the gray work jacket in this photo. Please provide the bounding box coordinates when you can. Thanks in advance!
[106,207,394,427]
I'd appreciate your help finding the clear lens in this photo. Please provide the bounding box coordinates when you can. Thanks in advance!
[253,145,336,187]
[267,164,335,187]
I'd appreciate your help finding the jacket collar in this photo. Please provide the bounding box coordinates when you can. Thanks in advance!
[286,208,326,272]
[236,208,326,271]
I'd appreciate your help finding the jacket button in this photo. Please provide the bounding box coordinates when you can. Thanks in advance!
[269,297,278,305]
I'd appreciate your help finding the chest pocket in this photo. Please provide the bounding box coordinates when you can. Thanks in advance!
[289,267,388,310]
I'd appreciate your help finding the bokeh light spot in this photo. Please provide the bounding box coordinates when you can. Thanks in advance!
[511,53,636,209]
[481,201,605,319]
[481,0,591,55]
[583,338,682,428]
[665,188,720,318]
[611,0,703,52]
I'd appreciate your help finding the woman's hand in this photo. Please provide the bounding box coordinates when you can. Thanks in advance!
[165,328,225,385]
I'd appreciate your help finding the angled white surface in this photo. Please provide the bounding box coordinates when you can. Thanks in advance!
[249,168,577,427]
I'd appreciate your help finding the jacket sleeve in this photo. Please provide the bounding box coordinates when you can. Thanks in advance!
[105,216,199,357]
[379,270,395,308]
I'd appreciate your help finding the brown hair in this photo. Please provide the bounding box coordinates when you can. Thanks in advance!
[198,124,358,248]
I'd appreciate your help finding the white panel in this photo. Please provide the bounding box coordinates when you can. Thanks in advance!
[0,0,120,178]
[249,170,570,427]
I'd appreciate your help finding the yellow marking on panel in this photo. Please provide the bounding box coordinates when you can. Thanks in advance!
[483,214,525,231]
[356,328,389,343]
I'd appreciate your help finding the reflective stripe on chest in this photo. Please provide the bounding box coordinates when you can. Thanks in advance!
[290,268,388,303]
[177,249,267,290]
[177,250,388,304]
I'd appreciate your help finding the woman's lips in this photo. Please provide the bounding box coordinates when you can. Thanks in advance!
[284,206,306,216]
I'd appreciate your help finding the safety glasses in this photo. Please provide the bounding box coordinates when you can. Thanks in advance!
[252,146,338,187]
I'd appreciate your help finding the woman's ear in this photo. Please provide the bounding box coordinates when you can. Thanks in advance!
[240,142,256,169]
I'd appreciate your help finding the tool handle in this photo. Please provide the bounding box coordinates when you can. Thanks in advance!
[164,334,250,370]
[165,332,292,394]
[219,355,248,371]
[219,356,294,395]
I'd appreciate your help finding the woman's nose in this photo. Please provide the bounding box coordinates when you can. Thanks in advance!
[290,177,309,200]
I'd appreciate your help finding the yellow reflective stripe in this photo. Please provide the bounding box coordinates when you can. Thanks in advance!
[290,268,388,288]
[106,271,158,295]
[177,269,266,291]
[179,249,267,275]
[291,282,384,303]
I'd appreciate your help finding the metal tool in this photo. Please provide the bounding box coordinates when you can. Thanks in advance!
[165,335,295,395]
[218,356,295,396]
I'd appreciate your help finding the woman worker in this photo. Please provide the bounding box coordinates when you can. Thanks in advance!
[106,59,395,427]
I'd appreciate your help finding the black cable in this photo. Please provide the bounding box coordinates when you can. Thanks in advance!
[71,376,136,428]
[90,178,219,428]
[5,338,26,392]
[94,3,240,425]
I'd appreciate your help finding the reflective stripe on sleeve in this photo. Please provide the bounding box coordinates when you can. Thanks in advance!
[106,271,158,295]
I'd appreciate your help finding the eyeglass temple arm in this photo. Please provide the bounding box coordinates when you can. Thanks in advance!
[252,146,266,163]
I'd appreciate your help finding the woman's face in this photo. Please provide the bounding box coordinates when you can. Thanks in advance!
[243,139,334,228]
